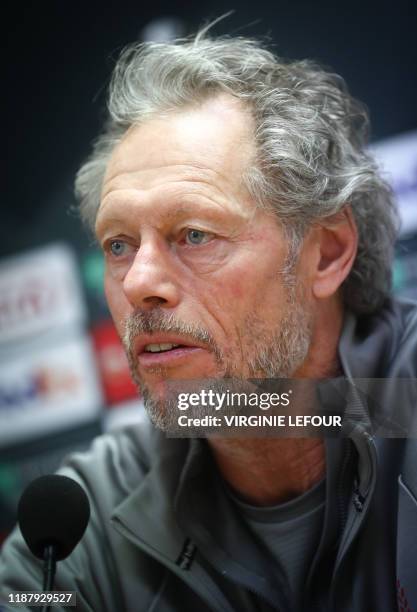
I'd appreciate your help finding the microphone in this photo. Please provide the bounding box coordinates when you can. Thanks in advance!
[17,475,90,611]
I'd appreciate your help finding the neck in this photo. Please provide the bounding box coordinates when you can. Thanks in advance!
[208,437,326,506]
[208,300,344,506]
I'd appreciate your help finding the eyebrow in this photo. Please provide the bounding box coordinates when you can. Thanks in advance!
[95,200,239,239]
[158,204,222,220]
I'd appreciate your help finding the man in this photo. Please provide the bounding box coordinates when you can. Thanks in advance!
[1,28,416,612]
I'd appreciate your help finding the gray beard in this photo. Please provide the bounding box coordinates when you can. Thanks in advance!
[123,284,312,432]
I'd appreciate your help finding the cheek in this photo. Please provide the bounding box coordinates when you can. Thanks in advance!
[104,275,130,333]
[200,262,263,326]
[226,276,246,300]
[218,251,278,303]
[210,265,249,303]
[207,247,286,328]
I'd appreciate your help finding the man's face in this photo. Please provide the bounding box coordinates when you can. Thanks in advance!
[96,95,313,427]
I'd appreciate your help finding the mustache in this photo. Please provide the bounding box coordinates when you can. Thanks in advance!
[123,309,219,357]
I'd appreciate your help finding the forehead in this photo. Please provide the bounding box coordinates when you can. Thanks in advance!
[100,94,256,208]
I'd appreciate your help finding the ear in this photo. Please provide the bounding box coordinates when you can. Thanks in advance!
[312,207,358,300]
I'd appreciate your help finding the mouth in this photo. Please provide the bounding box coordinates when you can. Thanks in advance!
[135,335,206,368]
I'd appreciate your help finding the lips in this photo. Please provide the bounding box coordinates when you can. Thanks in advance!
[134,335,206,367]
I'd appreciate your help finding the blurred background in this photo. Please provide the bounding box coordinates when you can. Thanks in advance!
[2,1,416,542]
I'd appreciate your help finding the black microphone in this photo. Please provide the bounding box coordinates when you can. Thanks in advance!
[17,475,90,611]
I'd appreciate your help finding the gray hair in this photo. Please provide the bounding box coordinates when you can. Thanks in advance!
[75,28,399,314]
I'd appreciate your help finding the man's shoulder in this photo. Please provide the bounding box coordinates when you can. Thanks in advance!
[57,413,187,512]
[340,297,417,377]
[360,296,417,349]
[382,296,417,336]
[378,297,417,375]
[0,415,191,608]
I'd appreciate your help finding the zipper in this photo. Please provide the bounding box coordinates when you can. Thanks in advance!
[112,518,236,612]
[304,439,353,612]
[336,440,353,535]
[166,532,283,611]
[176,536,283,611]
[329,431,377,610]
[352,482,365,513]
[177,538,197,570]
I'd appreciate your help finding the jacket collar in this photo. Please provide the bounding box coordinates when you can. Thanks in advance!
[338,299,408,379]
[111,432,189,562]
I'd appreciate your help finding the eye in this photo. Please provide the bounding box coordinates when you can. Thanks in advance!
[109,239,127,256]
[185,229,212,245]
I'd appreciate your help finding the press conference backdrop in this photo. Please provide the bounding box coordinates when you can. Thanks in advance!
[0,125,416,544]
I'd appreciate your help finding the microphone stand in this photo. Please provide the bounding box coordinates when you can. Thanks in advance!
[41,544,56,612]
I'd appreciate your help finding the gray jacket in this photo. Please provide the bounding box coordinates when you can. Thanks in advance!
[1,298,417,612]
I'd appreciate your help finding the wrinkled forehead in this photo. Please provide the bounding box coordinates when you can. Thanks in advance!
[101,94,257,202]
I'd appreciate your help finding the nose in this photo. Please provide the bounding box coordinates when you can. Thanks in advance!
[122,239,181,310]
